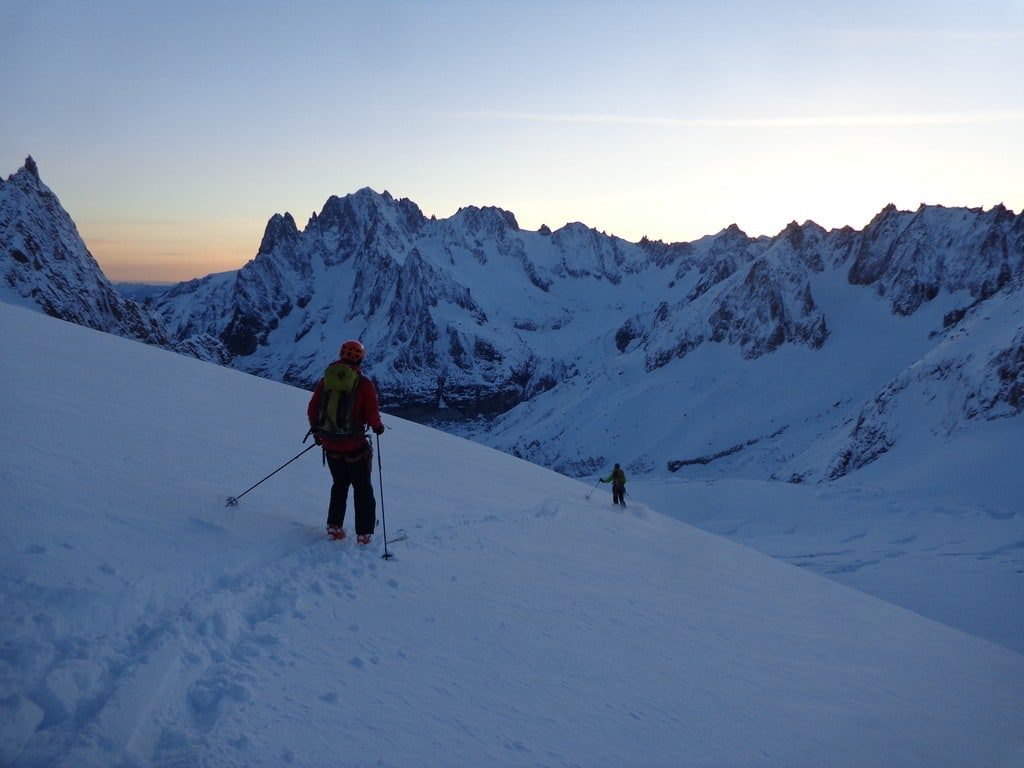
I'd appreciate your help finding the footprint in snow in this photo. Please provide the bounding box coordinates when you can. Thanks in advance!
[188,665,253,732]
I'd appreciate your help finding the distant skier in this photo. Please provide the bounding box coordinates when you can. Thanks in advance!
[307,340,385,545]
[600,463,627,506]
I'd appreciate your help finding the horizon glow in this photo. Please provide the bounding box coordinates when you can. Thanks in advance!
[1,0,1022,283]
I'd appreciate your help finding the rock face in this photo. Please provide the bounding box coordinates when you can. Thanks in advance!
[848,204,1023,315]
[0,158,227,363]
[624,221,831,371]
[151,188,651,413]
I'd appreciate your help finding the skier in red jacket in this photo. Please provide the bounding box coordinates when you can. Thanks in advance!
[307,340,385,544]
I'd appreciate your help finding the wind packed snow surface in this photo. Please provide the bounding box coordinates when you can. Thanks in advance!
[2,302,1024,768]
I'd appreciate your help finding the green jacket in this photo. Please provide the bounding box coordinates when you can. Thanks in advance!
[601,468,626,486]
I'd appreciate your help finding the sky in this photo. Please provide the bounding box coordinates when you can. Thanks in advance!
[1,0,1022,282]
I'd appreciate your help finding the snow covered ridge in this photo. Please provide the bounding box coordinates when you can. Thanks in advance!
[144,174,1022,481]
[2,301,1023,766]
[149,179,1023,399]
[0,158,227,364]
[2,157,1022,482]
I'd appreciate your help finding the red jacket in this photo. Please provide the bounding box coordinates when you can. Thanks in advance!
[307,362,384,453]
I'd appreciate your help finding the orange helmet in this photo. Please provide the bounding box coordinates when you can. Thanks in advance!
[339,340,365,364]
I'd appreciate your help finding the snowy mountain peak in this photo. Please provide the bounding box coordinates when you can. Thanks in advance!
[0,159,225,363]
[314,188,426,251]
[7,157,50,195]
[452,204,520,234]
[552,220,598,238]
[21,154,40,180]
[257,212,299,256]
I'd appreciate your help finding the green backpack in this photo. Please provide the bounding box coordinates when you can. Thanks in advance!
[314,362,362,438]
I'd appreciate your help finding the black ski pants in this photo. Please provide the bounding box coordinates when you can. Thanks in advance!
[612,483,626,506]
[325,447,376,536]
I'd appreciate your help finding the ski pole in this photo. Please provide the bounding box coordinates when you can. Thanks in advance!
[584,478,602,500]
[225,443,318,506]
[376,432,393,560]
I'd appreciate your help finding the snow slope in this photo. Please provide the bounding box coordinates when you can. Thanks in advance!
[2,301,1023,767]
[631,475,1024,656]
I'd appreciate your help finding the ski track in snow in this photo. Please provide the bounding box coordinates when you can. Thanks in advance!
[4,525,308,764]
[9,519,437,766]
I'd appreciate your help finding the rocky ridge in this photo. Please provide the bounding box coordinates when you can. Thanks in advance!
[144,188,1024,480]
[0,159,227,363]
[2,156,1021,482]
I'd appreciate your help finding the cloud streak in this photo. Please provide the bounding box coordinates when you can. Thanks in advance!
[827,28,1024,44]
[460,109,1024,129]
